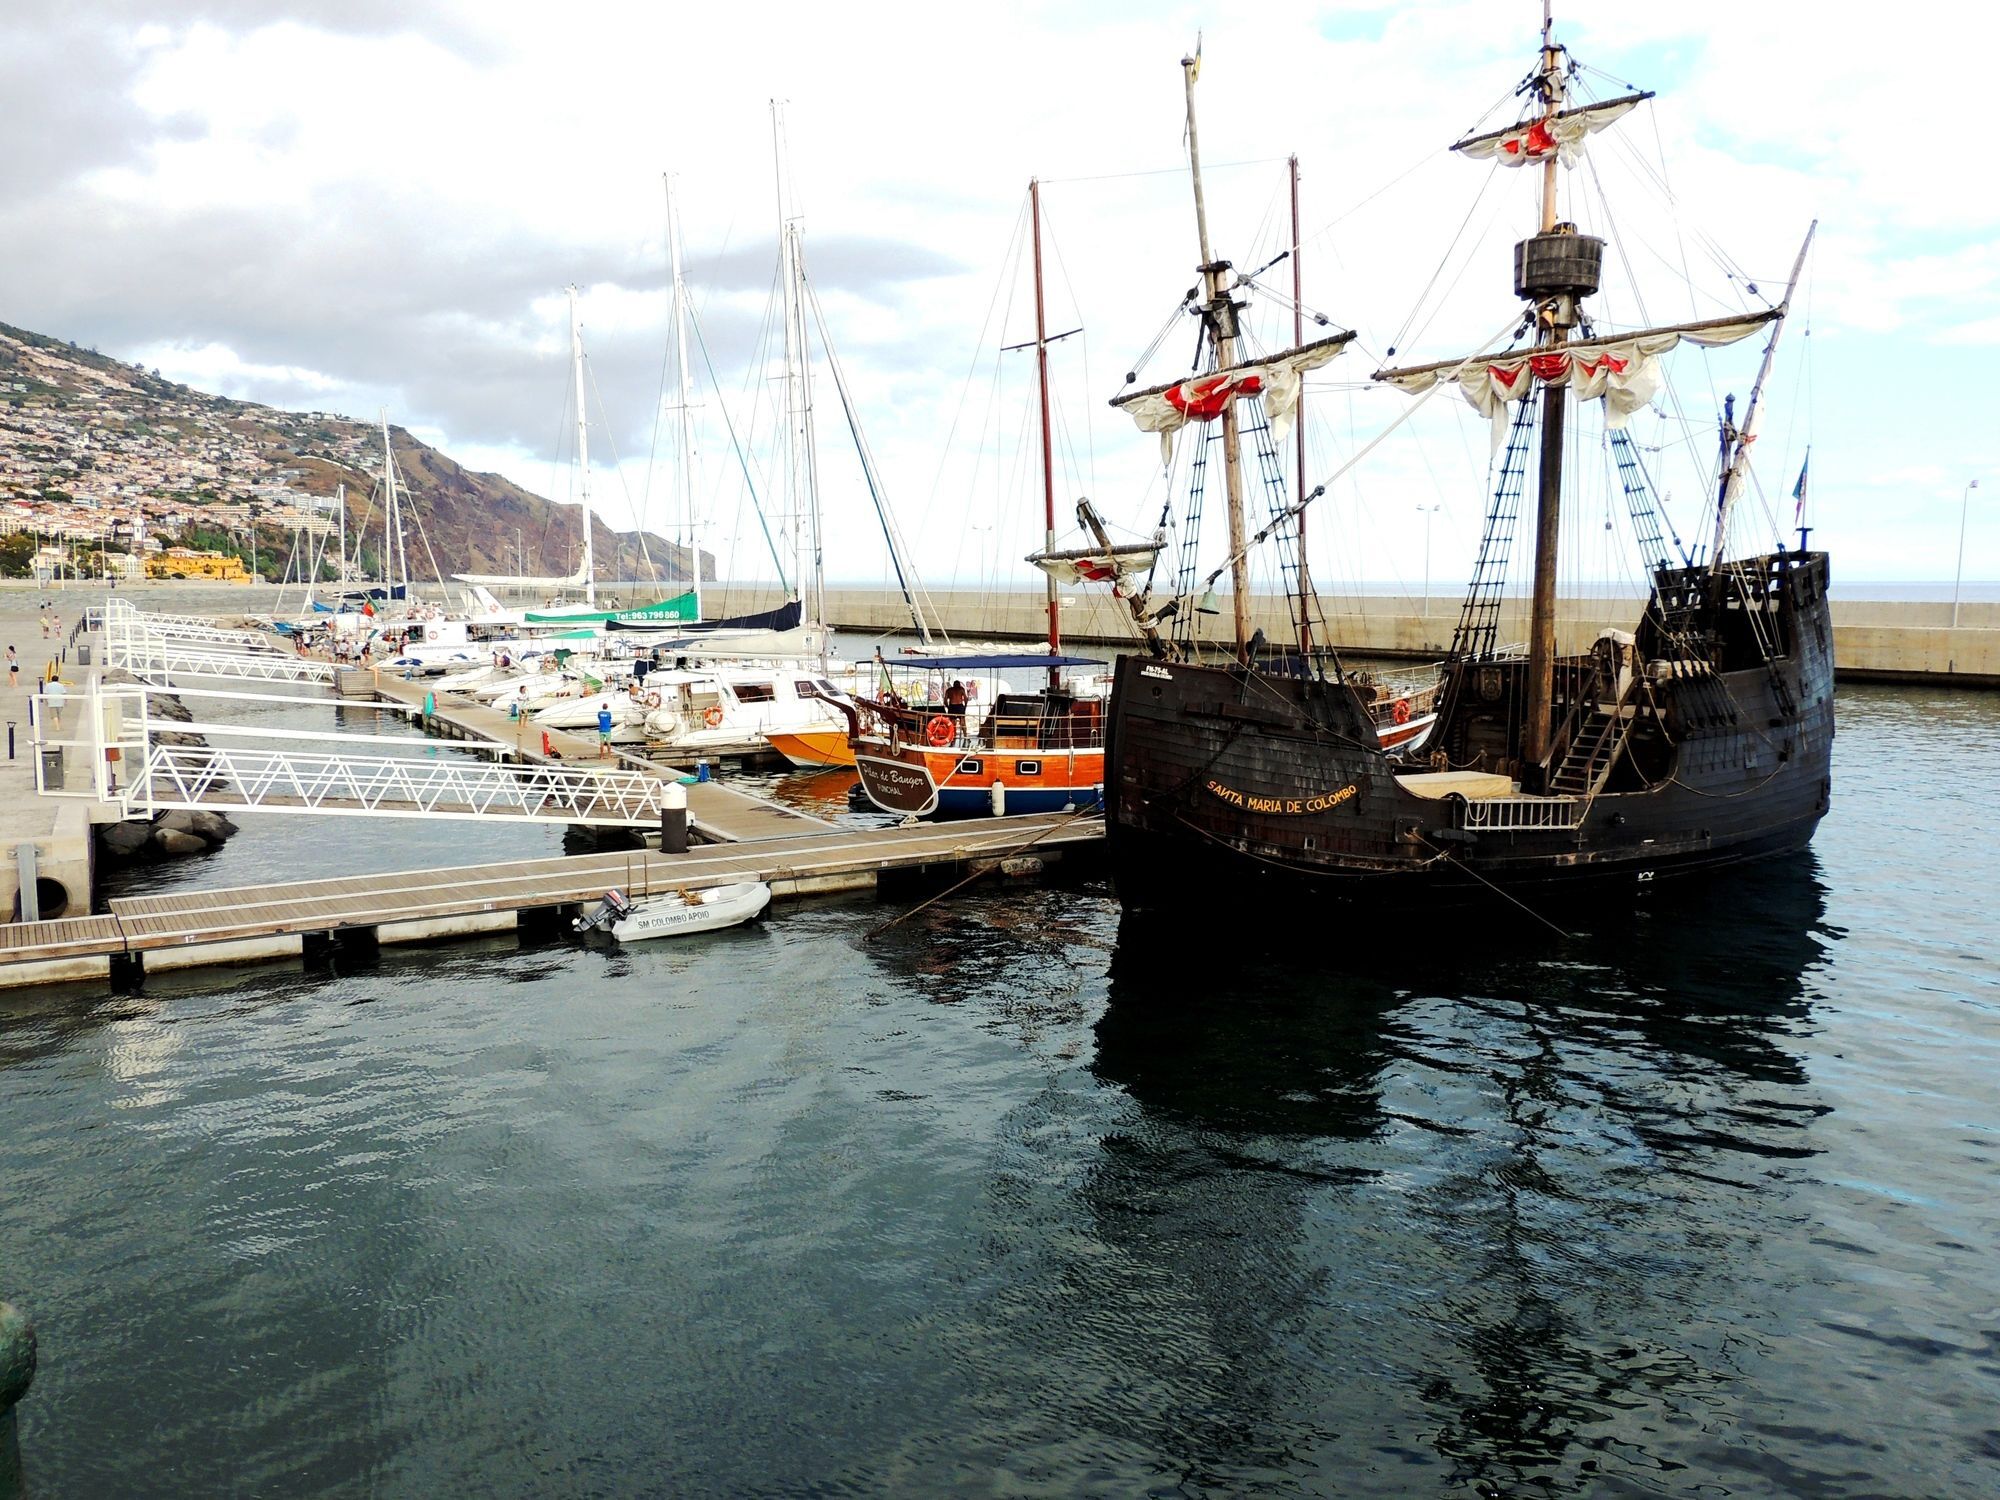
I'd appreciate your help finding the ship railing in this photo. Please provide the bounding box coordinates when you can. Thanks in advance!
[1461,794,1586,832]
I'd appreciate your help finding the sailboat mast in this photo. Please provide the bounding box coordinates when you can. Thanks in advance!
[666,174,702,621]
[1289,154,1311,656]
[773,102,810,619]
[336,481,346,584]
[567,283,597,608]
[1522,0,1570,772]
[1181,49,1253,662]
[379,410,401,597]
[1031,178,1061,689]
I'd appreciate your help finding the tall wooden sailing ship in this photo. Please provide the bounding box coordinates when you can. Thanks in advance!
[1098,11,1833,913]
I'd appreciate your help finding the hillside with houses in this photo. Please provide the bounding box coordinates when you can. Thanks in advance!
[0,320,698,585]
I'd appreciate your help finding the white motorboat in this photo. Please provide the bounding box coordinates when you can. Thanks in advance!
[571,882,772,943]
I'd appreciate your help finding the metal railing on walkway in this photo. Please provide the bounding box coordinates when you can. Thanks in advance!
[134,744,667,826]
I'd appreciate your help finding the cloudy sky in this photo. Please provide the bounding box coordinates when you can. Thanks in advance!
[7,0,1995,598]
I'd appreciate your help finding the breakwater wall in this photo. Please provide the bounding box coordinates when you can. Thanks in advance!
[7,579,1995,687]
[813,586,2000,688]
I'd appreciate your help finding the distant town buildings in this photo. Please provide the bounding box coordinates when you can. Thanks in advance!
[0,327,374,569]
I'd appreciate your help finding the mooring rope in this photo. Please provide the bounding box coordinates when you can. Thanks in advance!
[864,802,1103,942]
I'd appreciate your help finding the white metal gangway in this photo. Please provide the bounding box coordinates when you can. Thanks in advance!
[136,745,666,826]
[91,599,334,684]
[105,638,336,684]
[32,681,666,827]
[90,597,275,649]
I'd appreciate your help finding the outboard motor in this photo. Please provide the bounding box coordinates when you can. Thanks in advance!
[573,888,636,933]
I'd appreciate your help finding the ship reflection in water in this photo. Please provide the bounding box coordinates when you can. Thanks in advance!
[1091,856,1834,1493]
[5,687,1996,1496]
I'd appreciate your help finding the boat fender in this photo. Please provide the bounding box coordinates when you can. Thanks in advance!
[926,715,955,747]
[702,704,724,728]
[1393,698,1411,725]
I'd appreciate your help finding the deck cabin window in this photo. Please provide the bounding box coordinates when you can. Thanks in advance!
[1016,760,1041,776]
[734,682,775,703]
[957,758,984,775]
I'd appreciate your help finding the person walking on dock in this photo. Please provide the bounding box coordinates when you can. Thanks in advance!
[5,645,16,689]
[42,676,67,731]
[596,702,614,758]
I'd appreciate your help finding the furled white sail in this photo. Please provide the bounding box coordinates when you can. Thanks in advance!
[1376,313,1777,445]
[1112,334,1351,463]
[1026,542,1163,587]
[1452,94,1649,170]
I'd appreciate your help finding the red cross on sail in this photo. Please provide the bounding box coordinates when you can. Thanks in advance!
[1112,336,1350,463]
[1165,372,1264,421]
[1453,95,1646,170]
[1376,314,1776,449]
[1500,119,1559,161]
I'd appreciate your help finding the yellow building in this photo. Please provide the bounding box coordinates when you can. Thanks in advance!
[146,547,252,582]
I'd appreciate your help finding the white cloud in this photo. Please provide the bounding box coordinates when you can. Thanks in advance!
[2,0,1994,584]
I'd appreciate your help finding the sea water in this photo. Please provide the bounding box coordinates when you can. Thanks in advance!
[1,677,1996,1495]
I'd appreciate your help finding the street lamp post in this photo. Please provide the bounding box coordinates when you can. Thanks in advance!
[1417,504,1442,620]
[1954,479,1979,629]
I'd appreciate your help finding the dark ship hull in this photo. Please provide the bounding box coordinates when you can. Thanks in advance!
[1104,551,1833,914]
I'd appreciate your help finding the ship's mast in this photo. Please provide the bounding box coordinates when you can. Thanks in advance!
[1521,1,1578,772]
[567,284,597,608]
[666,174,702,621]
[1031,178,1061,690]
[1289,154,1311,656]
[1181,50,1253,663]
[1710,222,1817,568]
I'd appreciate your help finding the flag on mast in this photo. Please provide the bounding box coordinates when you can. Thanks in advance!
[1792,451,1810,523]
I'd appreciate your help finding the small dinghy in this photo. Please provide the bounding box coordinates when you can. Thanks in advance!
[572,882,771,943]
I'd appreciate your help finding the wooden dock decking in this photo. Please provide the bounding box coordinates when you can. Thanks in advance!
[364,670,831,842]
[0,812,1104,988]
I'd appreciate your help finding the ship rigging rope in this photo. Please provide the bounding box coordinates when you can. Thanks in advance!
[583,354,656,584]
[1043,197,1101,501]
[1413,834,1574,938]
[688,293,790,594]
[924,195,1028,571]
[1382,162,1511,365]
[1164,805,1460,880]
[1115,296,1198,398]
[862,802,1103,941]
[1155,311,1525,620]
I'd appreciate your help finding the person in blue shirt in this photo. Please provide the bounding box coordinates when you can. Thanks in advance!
[596,702,614,758]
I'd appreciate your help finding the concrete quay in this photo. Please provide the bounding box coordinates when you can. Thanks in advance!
[816,586,2000,688]
[0,592,96,923]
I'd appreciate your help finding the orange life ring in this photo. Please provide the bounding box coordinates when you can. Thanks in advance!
[925,714,955,747]
[702,704,724,728]
[1392,698,1412,725]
